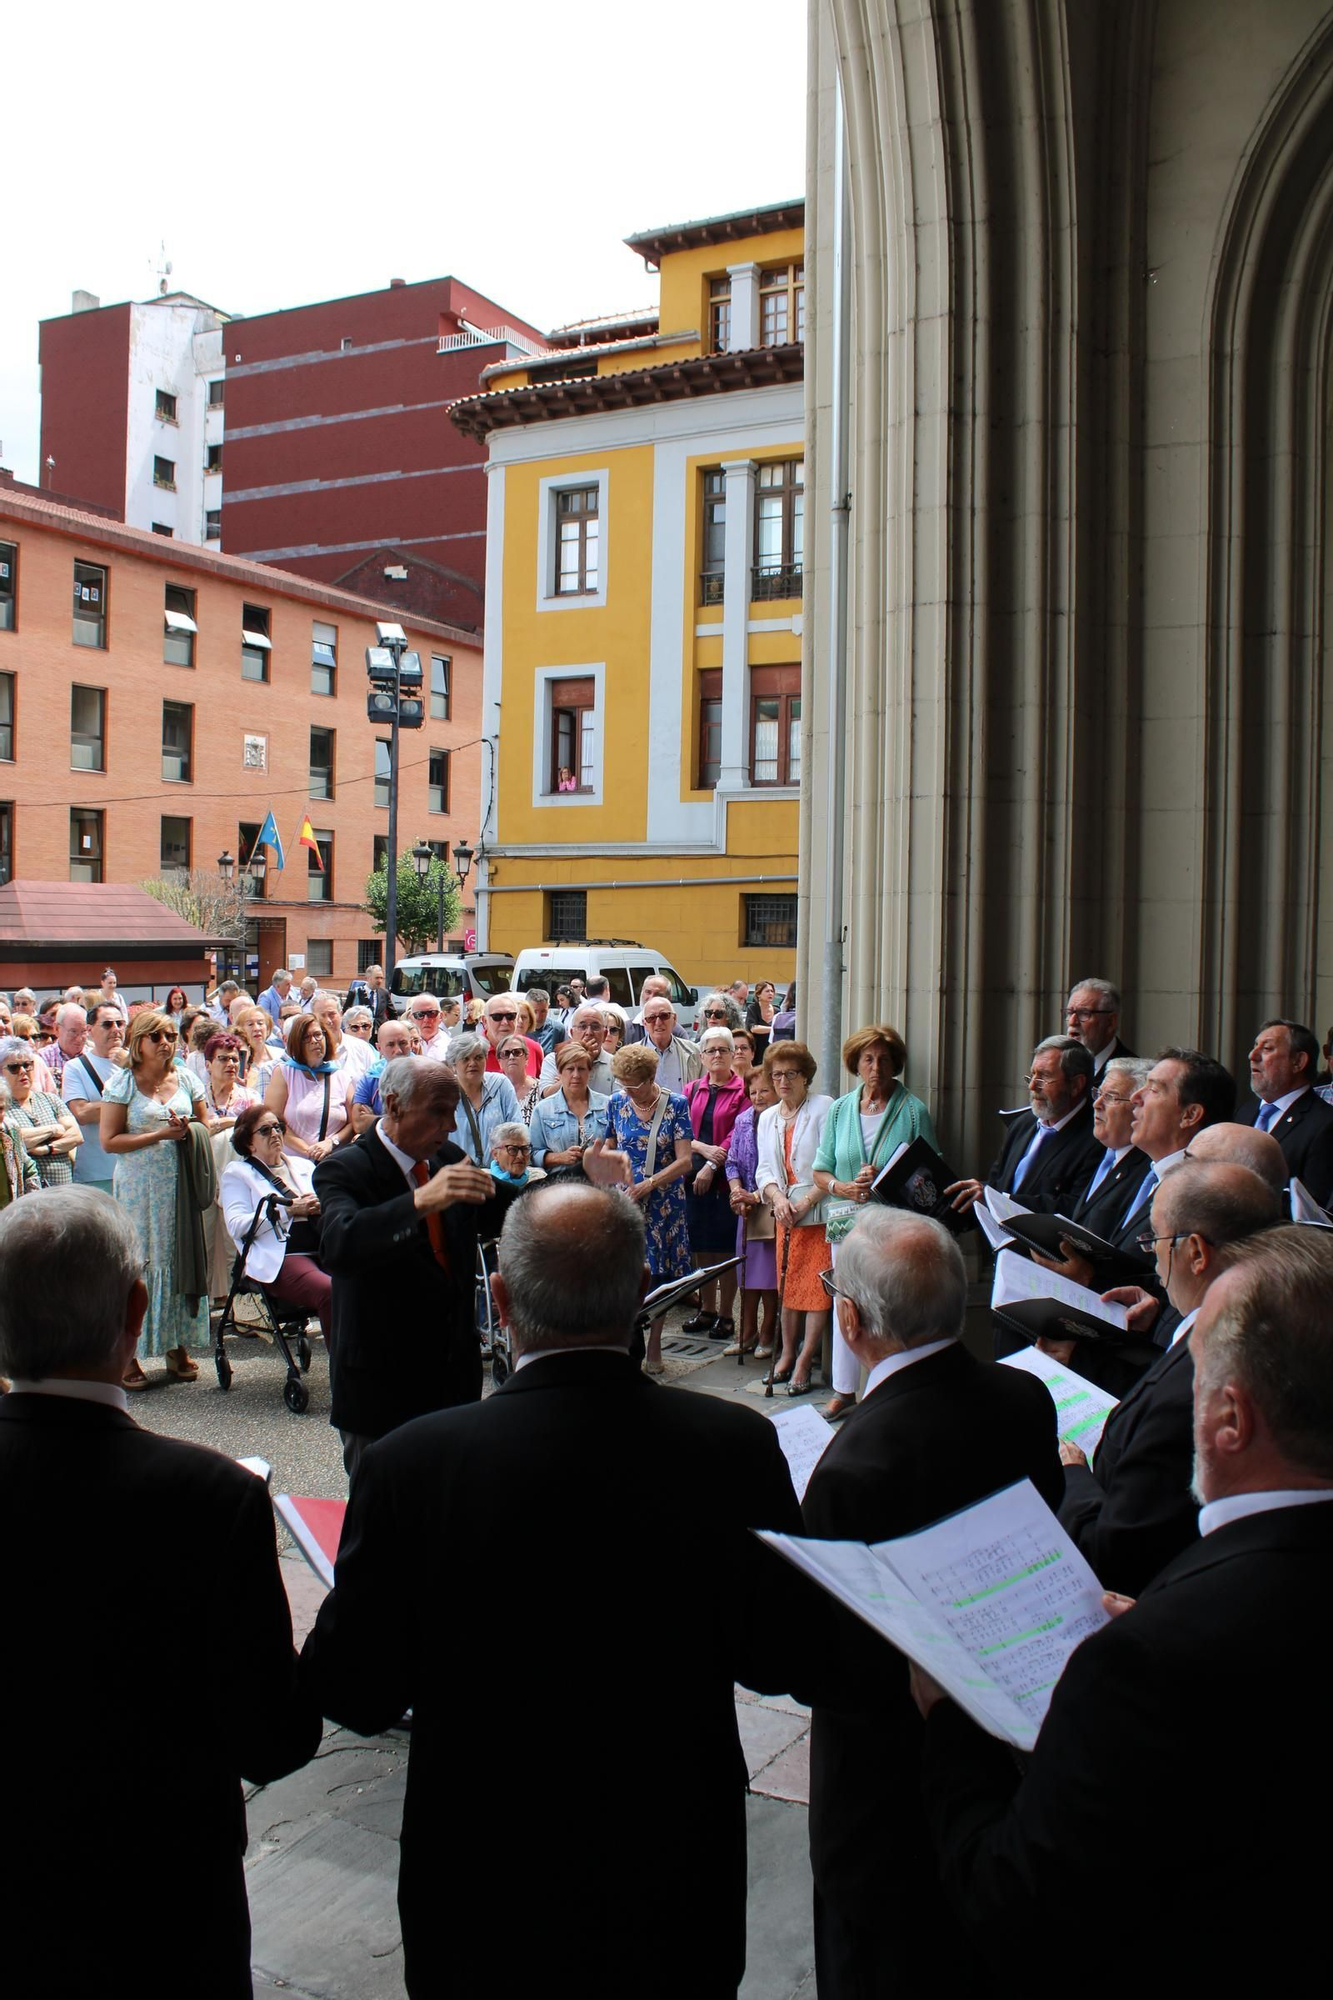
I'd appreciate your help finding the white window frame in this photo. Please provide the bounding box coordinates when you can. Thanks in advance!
[532,663,605,808]
[535,468,609,612]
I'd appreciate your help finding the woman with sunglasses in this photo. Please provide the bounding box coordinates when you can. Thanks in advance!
[8,1016,60,1094]
[0,1035,80,1187]
[100,1009,210,1388]
[496,1034,543,1124]
[221,1103,331,1343]
[698,991,745,1035]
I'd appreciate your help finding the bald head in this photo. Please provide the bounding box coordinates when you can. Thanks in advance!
[495,1183,647,1352]
[1186,1122,1287,1200]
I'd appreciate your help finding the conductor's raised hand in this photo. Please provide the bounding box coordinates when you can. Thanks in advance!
[413,1161,494,1213]
[582,1137,632,1188]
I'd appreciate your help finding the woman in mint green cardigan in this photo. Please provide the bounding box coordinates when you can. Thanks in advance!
[811,1023,939,1415]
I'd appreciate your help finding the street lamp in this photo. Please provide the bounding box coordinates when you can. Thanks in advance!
[453,840,474,896]
[366,620,425,983]
[412,840,448,955]
[247,848,268,897]
[217,850,235,881]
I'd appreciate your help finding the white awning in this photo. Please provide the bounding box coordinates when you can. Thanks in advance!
[164,609,198,634]
[242,628,272,649]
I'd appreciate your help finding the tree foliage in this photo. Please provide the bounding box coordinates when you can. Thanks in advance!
[140,870,248,942]
[364,849,462,955]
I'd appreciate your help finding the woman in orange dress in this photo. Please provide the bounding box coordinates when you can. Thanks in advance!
[754,1041,833,1395]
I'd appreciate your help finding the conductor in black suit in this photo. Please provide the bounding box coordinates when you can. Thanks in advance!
[946,1035,1102,1220]
[0,1189,321,1999]
[1238,1017,1333,1206]
[314,1056,495,1477]
[801,1207,1063,2000]
[915,1222,1333,1987]
[301,1181,820,1999]
[1058,1160,1279,1595]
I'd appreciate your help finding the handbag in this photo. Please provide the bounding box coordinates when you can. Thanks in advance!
[744,1200,776,1242]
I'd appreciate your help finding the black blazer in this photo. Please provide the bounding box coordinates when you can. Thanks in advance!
[0,1394,319,1999]
[1069,1145,1151,1233]
[314,1125,491,1440]
[1237,1087,1333,1206]
[301,1350,820,1999]
[800,1344,1063,1997]
[1059,1328,1198,1595]
[986,1102,1103,1213]
[922,1501,1333,1987]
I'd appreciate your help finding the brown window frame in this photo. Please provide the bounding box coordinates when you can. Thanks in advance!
[700,469,726,603]
[73,561,108,649]
[309,725,336,800]
[0,541,16,631]
[70,807,105,883]
[708,275,732,353]
[748,664,801,787]
[164,584,196,667]
[548,676,596,793]
[0,800,12,885]
[759,263,805,346]
[752,459,804,600]
[430,653,451,720]
[160,814,191,874]
[161,698,194,784]
[554,487,600,597]
[428,747,450,815]
[307,828,334,903]
[0,671,13,762]
[698,668,722,789]
[71,684,106,772]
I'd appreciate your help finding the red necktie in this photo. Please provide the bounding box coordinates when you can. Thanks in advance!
[411,1160,451,1273]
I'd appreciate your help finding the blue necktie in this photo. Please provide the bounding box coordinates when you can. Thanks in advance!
[1256,1101,1280,1134]
[1085,1148,1116,1201]
[1012,1124,1050,1193]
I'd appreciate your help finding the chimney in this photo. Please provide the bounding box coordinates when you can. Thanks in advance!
[388,277,406,289]
[71,289,100,314]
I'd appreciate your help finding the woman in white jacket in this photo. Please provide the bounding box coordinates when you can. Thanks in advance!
[755,1041,833,1396]
[220,1103,331,1342]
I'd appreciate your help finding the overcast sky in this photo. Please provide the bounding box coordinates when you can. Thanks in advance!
[2,1,808,485]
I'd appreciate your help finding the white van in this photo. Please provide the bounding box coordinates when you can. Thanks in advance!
[389,952,515,1016]
[512,942,700,1030]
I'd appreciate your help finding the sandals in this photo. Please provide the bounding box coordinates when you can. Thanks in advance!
[788,1373,813,1397]
[165,1348,199,1383]
[771,1364,794,1385]
[122,1362,148,1392]
[680,1311,717,1333]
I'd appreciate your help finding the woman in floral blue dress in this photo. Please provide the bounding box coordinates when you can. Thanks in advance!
[607,1043,693,1375]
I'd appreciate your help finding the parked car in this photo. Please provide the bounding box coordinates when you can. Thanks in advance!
[511,942,700,1031]
[389,952,515,1015]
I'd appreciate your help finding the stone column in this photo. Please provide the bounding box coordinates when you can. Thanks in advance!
[727,264,761,351]
[718,458,757,792]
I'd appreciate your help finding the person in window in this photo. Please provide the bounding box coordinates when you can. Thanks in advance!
[557,765,578,793]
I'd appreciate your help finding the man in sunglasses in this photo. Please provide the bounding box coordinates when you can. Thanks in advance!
[60,1003,125,1196]
[406,998,451,1062]
[631,998,702,1096]
[481,994,541,1077]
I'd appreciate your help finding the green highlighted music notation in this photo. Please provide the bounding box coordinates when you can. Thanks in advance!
[950,1549,1060,1606]
[977,1617,1062,1656]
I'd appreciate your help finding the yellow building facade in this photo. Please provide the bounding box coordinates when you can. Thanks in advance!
[449,200,805,990]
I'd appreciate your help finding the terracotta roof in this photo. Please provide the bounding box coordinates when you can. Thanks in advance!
[450,342,804,442]
[625,198,804,266]
[479,327,696,385]
[545,306,660,340]
[0,488,478,646]
[0,882,228,952]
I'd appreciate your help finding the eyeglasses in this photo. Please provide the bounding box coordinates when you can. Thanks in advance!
[3,1060,34,1074]
[254,1121,285,1138]
[214,1053,242,1065]
[818,1269,849,1303]
[1091,1087,1132,1104]
[702,1009,730,1020]
[488,1010,518,1022]
[1134,1229,1212,1256]
[411,1009,441,1021]
[146,1030,177,1045]
[1067,1006,1113,1018]
[498,1144,531,1156]
[34,1030,54,1044]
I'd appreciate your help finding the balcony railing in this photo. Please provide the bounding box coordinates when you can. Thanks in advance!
[438,325,546,357]
[751,562,803,601]
[699,571,725,606]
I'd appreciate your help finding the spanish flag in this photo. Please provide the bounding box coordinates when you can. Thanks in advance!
[296,814,323,869]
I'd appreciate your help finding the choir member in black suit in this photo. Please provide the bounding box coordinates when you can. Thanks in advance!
[1063,976,1135,1076]
[301,1182,826,2000]
[0,1189,320,1999]
[946,1035,1103,1218]
[1059,1160,1279,1595]
[1237,1017,1333,1207]
[801,1207,1062,2000]
[917,1223,1333,1989]
[1068,1055,1151,1233]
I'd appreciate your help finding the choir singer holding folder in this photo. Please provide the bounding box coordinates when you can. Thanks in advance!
[913,1223,1333,1988]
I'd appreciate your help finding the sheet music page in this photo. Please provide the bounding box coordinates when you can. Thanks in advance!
[1290,1177,1332,1225]
[992,1247,1129,1331]
[767,1402,837,1500]
[1001,1344,1119,1459]
[984,1186,1031,1224]
[974,1203,1015,1253]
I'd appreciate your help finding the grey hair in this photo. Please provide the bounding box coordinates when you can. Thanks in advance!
[273,968,292,983]
[341,1006,374,1030]
[1103,1056,1153,1091]
[1067,977,1122,1011]
[525,987,551,1007]
[0,1035,33,1065]
[447,1032,487,1065]
[380,1055,456,1111]
[0,1188,144,1378]
[835,1207,968,1346]
[700,991,745,1031]
[309,989,340,1011]
[498,1183,646,1350]
[699,1026,736,1054]
[1198,1224,1333,1479]
[55,1003,87,1030]
[491,1122,530,1149]
[1033,1034,1094,1086]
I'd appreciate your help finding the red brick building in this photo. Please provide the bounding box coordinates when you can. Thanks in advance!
[0,482,481,993]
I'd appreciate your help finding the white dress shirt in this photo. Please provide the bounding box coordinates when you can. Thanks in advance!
[863,1337,957,1398]
[1198,1488,1333,1536]
[8,1376,128,1414]
[1255,1086,1310,1132]
[1170,1305,1199,1348]
[376,1119,424,1194]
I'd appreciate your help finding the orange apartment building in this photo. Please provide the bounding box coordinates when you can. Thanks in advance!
[0,480,481,992]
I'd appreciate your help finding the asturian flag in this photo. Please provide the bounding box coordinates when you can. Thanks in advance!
[253,807,286,871]
[296,813,323,869]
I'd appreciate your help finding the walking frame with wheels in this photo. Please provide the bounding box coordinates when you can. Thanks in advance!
[212,1193,315,1414]
[476,1236,513,1386]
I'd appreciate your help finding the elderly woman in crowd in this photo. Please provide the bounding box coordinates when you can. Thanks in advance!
[697,991,745,1036]
[341,1004,377,1072]
[607,1043,694,1375]
[265,1014,355,1166]
[811,1022,940,1417]
[681,1026,749,1340]
[527,1040,610,1175]
[233,1005,279,1094]
[220,1102,331,1343]
[448,1032,521,1168]
[8,1017,60,1095]
[199,1033,256,1136]
[496,1032,544,1124]
[0,1078,40,1205]
[756,1041,834,1396]
[729,1028,758,1082]
[726,1064,781,1358]
[101,1009,210,1387]
[600,1003,628,1055]
[0,1035,80,1187]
